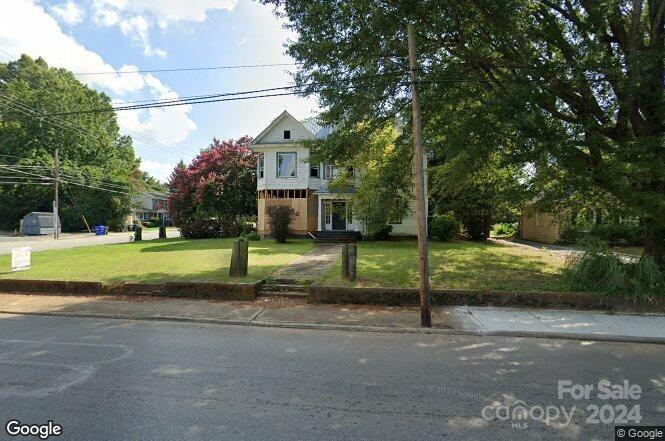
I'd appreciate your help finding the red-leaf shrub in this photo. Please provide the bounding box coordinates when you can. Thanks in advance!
[168,137,257,237]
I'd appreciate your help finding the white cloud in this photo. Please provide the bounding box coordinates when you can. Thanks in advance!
[94,8,119,26]
[94,0,237,24]
[91,0,236,56]
[118,15,166,57]
[139,159,175,182]
[51,0,84,25]
[1,0,197,168]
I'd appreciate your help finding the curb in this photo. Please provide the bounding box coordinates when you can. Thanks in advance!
[1,309,664,345]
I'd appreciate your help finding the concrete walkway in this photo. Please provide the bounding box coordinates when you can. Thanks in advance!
[273,243,341,280]
[1,293,664,343]
[457,306,665,340]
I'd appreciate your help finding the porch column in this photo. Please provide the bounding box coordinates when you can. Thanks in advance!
[317,197,323,231]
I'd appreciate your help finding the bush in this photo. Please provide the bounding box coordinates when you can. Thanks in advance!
[363,224,392,241]
[239,221,260,241]
[458,214,492,241]
[562,241,663,300]
[491,222,517,238]
[557,224,582,245]
[429,214,460,241]
[143,217,163,228]
[588,223,645,247]
[267,206,298,243]
[178,218,226,239]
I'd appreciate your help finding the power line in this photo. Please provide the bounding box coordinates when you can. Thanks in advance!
[0,165,136,195]
[0,93,187,161]
[48,73,410,116]
[73,62,300,76]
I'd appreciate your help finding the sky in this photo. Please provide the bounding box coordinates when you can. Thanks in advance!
[0,0,319,181]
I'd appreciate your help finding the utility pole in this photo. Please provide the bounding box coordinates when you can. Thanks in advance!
[53,148,60,239]
[407,23,432,327]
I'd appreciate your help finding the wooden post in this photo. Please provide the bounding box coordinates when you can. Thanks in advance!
[230,239,240,277]
[230,238,248,277]
[348,243,357,281]
[134,226,142,241]
[407,23,432,327]
[239,238,249,277]
[341,243,349,280]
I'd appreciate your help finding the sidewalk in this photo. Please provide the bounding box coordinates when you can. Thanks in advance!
[0,293,663,343]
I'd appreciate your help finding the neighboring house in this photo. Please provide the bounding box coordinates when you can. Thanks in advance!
[250,110,423,238]
[519,203,561,244]
[520,202,640,244]
[129,192,171,224]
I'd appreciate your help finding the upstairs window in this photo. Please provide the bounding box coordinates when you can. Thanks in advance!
[310,163,319,178]
[277,152,297,177]
[323,164,333,179]
[283,130,291,140]
[258,153,264,179]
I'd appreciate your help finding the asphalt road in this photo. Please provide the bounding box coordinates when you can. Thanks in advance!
[0,314,663,440]
[0,229,179,255]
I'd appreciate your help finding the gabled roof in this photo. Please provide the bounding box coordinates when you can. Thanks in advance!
[251,110,334,145]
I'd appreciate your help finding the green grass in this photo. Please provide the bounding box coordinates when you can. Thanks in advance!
[0,238,313,284]
[319,240,567,292]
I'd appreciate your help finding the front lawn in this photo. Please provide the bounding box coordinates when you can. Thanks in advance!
[319,240,567,292]
[0,238,313,283]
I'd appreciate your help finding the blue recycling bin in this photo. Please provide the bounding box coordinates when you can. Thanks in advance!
[94,225,105,236]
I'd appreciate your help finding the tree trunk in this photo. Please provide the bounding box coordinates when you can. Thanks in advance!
[644,218,665,268]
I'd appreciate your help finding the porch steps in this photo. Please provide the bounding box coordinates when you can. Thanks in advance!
[314,231,361,243]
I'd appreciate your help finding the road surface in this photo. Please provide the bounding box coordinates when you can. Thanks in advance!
[0,314,663,440]
[0,229,180,255]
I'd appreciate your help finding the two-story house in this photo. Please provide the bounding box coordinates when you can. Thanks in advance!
[128,191,171,225]
[250,110,423,238]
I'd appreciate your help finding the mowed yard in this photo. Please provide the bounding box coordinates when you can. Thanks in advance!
[319,240,568,292]
[0,237,569,291]
[0,238,313,284]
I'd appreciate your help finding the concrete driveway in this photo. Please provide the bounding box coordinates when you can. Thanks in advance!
[0,228,180,255]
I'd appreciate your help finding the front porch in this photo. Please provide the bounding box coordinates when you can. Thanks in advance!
[316,195,360,233]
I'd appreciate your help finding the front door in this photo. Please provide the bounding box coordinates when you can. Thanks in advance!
[331,201,346,230]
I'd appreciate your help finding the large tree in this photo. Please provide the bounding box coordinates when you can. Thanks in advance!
[167,137,256,232]
[0,55,142,230]
[263,0,665,265]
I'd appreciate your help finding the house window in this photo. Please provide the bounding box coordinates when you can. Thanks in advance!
[277,152,297,177]
[283,130,291,140]
[310,163,319,178]
[258,153,264,179]
[323,164,333,179]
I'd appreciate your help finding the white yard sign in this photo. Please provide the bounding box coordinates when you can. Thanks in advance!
[11,246,31,272]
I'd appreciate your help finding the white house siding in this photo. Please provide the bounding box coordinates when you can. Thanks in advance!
[258,113,313,144]
[255,145,311,190]
[391,197,419,235]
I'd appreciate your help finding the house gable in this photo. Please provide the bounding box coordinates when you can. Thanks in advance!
[252,110,314,145]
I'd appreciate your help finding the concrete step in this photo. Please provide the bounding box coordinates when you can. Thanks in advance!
[262,284,308,293]
[259,291,308,299]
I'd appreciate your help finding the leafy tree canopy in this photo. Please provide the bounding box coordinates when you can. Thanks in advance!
[0,55,144,230]
[263,0,665,263]
[167,137,257,233]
